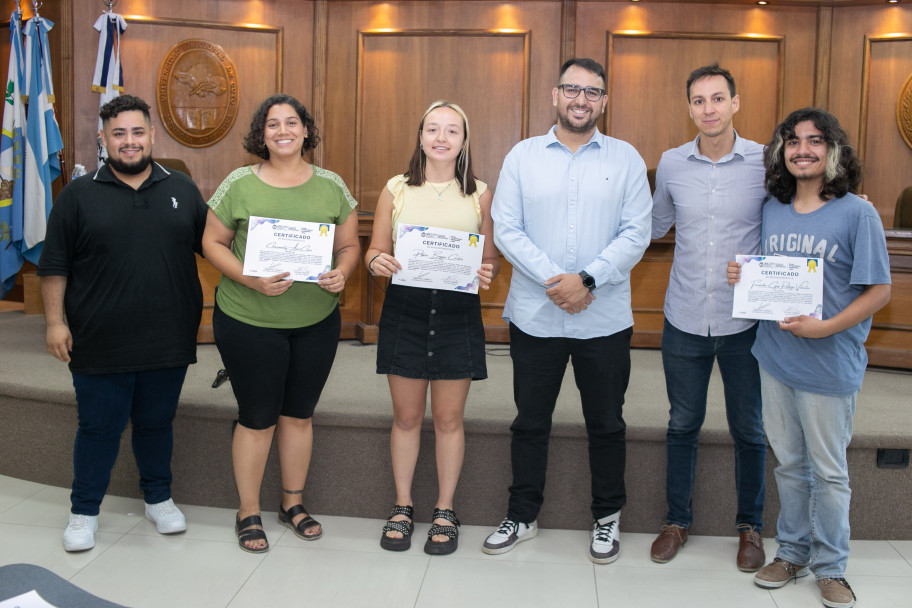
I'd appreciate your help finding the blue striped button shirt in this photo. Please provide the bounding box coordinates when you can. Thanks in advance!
[652,133,768,337]
[493,127,653,339]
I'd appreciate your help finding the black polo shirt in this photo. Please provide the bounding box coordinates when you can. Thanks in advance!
[38,162,207,374]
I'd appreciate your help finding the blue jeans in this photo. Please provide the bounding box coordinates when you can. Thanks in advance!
[507,323,631,522]
[759,366,855,579]
[70,367,188,516]
[661,320,766,529]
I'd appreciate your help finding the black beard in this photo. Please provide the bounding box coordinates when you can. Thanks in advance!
[106,153,152,175]
[558,109,599,134]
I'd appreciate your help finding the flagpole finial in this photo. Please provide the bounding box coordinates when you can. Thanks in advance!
[30,1,42,17]
[104,0,118,14]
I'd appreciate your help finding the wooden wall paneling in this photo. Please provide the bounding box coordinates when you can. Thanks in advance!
[113,18,281,198]
[355,29,529,207]
[829,6,912,225]
[325,2,563,342]
[814,7,833,109]
[69,0,315,200]
[859,35,912,227]
[605,32,783,170]
[575,3,818,169]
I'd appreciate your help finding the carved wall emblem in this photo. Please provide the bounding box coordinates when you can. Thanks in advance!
[157,39,239,148]
[898,72,912,152]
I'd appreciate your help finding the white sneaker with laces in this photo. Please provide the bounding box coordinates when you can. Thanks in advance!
[590,511,620,564]
[482,517,538,554]
[145,498,187,534]
[63,513,98,552]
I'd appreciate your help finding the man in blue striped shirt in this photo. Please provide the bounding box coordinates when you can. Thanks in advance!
[649,64,769,571]
[483,58,652,564]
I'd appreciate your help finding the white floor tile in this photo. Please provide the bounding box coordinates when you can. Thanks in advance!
[890,539,912,567]
[226,546,428,608]
[0,486,145,534]
[455,524,593,565]
[417,559,598,607]
[1,476,911,608]
[0,475,45,514]
[594,565,778,608]
[846,538,912,576]
[0,522,120,577]
[69,534,265,608]
[129,504,288,546]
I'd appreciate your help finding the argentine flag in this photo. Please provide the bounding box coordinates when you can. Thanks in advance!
[22,14,63,264]
[0,11,27,296]
[93,11,126,167]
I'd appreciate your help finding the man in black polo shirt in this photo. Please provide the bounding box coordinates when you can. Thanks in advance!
[38,95,207,552]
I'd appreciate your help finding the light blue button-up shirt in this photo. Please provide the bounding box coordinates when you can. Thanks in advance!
[652,133,768,337]
[492,126,653,339]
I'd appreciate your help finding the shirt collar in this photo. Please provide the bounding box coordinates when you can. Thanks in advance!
[93,160,170,189]
[688,130,746,163]
[545,125,604,151]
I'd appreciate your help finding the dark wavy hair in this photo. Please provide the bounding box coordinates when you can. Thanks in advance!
[243,94,320,160]
[686,63,736,101]
[764,107,862,204]
[99,94,151,124]
[404,100,478,196]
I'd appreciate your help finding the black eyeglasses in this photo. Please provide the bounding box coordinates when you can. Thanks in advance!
[558,84,605,102]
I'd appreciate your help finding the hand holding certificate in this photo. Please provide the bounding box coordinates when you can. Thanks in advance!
[391,224,485,294]
[732,255,824,321]
[243,216,335,283]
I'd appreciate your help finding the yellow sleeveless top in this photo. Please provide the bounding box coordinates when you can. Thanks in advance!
[387,174,486,242]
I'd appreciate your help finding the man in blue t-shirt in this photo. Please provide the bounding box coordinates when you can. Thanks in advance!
[729,108,891,608]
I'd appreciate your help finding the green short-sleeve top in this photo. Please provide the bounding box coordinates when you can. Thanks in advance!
[208,165,357,328]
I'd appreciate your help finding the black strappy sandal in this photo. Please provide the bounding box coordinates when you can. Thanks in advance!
[278,504,323,541]
[380,505,414,552]
[424,508,460,556]
[235,514,269,553]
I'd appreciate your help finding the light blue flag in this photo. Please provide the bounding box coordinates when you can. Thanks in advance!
[0,11,26,297]
[22,15,63,266]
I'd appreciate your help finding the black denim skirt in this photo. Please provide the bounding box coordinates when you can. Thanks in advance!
[376,283,487,380]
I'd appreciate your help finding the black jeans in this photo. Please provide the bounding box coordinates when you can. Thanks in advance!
[506,323,632,523]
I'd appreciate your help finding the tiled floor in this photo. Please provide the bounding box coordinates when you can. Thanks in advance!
[1,475,911,607]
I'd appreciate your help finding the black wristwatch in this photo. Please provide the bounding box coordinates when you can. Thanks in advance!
[579,270,596,291]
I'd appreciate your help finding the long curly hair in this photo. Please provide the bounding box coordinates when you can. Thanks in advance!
[404,100,477,196]
[764,107,861,204]
[243,94,320,160]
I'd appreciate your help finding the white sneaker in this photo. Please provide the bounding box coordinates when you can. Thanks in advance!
[145,498,187,534]
[482,517,538,554]
[590,512,620,564]
[63,513,98,552]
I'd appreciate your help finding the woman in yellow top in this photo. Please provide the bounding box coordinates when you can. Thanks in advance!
[365,101,499,555]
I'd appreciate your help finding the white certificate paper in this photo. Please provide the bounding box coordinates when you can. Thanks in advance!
[732,255,824,321]
[391,224,484,294]
[242,216,335,283]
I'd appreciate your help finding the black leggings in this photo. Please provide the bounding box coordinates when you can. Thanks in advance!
[213,302,341,430]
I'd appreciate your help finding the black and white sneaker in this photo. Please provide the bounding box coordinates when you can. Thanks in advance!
[482,517,538,555]
[590,512,620,564]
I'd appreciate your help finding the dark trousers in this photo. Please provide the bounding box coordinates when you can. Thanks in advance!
[70,367,188,516]
[661,319,766,529]
[507,323,632,523]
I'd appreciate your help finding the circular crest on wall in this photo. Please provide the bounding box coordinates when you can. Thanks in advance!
[898,72,912,152]
[156,39,239,148]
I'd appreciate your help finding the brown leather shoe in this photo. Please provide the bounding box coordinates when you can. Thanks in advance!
[650,524,688,563]
[737,524,765,572]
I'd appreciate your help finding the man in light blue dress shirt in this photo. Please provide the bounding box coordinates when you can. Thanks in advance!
[649,64,769,571]
[482,58,652,564]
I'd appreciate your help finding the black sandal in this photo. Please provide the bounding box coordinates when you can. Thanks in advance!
[235,514,269,554]
[278,504,323,541]
[424,508,460,556]
[380,505,414,552]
